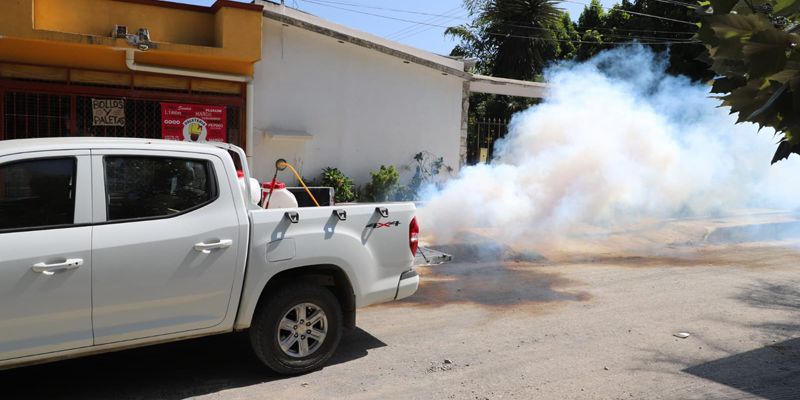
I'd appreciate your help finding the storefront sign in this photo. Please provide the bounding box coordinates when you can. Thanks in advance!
[92,98,126,126]
[161,103,227,142]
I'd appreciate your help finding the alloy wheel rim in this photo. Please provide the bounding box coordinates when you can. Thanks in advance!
[277,302,328,358]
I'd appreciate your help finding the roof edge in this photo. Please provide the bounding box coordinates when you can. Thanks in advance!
[260,2,469,79]
[111,0,263,14]
[470,74,548,99]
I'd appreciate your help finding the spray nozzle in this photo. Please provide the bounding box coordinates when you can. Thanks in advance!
[269,158,320,207]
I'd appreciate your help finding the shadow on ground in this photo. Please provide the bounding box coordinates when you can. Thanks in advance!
[400,235,588,308]
[706,221,800,244]
[683,337,800,400]
[683,280,800,399]
[427,231,546,263]
[736,280,800,312]
[0,328,385,400]
[399,262,591,308]
[736,279,800,335]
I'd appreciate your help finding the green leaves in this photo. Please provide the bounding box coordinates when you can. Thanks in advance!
[319,167,358,203]
[747,82,788,120]
[771,139,800,163]
[774,0,800,17]
[698,2,800,163]
[742,29,791,78]
[710,76,746,94]
[365,165,401,202]
[708,0,740,14]
[706,14,772,38]
[721,81,762,122]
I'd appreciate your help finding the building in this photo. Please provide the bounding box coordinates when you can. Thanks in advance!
[250,2,470,184]
[1,0,548,186]
[0,0,263,152]
[250,2,548,184]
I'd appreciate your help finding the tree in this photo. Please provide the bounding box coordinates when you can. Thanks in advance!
[696,0,800,163]
[554,12,580,59]
[448,0,564,80]
[448,0,712,132]
[578,0,606,31]
[576,29,605,60]
[573,0,711,81]
[448,0,569,121]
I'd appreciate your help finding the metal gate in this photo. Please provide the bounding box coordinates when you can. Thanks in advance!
[466,118,508,165]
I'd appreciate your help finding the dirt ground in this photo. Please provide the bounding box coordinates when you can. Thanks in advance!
[3,210,800,399]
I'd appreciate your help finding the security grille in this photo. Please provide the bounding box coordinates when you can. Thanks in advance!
[2,91,242,146]
[3,91,70,139]
[467,118,508,164]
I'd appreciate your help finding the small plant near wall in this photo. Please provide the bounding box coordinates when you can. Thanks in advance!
[319,167,359,203]
[399,151,454,201]
[364,165,400,202]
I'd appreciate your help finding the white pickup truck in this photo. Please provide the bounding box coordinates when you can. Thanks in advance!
[0,138,420,374]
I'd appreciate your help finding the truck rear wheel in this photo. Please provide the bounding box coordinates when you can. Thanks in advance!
[250,283,343,374]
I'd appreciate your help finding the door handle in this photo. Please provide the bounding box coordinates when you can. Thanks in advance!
[32,258,84,276]
[194,239,233,254]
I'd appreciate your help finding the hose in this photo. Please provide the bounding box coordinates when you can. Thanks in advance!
[263,170,279,209]
[276,159,321,207]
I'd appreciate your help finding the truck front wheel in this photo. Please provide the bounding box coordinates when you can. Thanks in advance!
[250,283,343,374]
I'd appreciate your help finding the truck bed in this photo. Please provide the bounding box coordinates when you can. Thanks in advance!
[234,203,418,329]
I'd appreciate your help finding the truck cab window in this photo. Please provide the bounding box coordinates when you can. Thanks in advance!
[0,158,76,231]
[104,156,216,221]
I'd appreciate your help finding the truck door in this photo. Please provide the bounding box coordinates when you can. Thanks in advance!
[0,151,93,361]
[90,150,241,345]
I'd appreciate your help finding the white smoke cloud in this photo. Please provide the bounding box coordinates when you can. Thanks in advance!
[421,45,800,243]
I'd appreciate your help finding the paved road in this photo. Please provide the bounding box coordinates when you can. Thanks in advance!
[3,212,800,399]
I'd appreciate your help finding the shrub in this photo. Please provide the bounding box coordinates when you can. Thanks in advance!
[364,165,400,202]
[319,167,358,203]
[398,151,453,200]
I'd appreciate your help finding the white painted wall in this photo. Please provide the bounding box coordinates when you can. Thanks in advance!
[251,20,464,186]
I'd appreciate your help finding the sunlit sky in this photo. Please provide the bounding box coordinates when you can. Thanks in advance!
[176,0,618,55]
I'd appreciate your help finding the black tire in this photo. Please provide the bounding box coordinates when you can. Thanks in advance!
[249,282,343,375]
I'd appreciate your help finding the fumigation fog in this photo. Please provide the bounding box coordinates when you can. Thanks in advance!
[420,45,800,245]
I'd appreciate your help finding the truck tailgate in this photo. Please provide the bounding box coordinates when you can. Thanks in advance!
[235,203,417,329]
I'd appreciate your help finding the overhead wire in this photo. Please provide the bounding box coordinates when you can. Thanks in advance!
[391,8,468,41]
[393,14,470,40]
[301,0,697,35]
[488,30,699,44]
[559,0,698,25]
[296,0,465,41]
[652,0,699,8]
[299,0,468,21]
[480,20,696,42]
[392,19,463,41]
[393,22,460,41]
[298,0,700,45]
[579,26,696,35]
[451,13,697,41]
[387,6,467,41]
[484,18,697,36]
[384,3,695,41]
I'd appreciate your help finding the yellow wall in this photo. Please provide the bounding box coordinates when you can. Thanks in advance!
[34,0,217,47]
[214,6,263,61]
[0,0,262,76]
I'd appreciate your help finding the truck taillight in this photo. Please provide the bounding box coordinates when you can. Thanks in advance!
[409,216,419,256]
